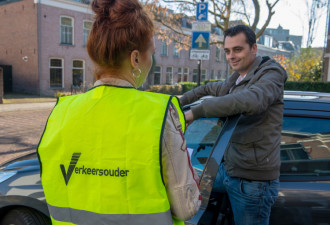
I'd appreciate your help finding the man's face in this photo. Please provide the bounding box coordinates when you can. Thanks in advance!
[224,32,257,76]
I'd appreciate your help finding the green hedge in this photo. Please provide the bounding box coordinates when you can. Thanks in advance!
[148,80,330,95]
[148,84,182,95]
[284,81,330,93]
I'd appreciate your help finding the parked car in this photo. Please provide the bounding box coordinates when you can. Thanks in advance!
[1,91,330,225]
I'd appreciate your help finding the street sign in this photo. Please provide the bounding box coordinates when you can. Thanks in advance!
[192,31,210,50]
[192,21,211,32]
[190,50,210,60]
[196,2,208,21]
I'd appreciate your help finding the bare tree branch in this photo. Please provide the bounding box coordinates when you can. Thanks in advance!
[256,0,279,38]
[250,0,260,31]
[145,0,281,47]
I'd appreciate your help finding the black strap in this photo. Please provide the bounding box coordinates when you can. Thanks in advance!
[254,56,271,75]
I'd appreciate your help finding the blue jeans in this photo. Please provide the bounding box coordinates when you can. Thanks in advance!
[213,163,279,225]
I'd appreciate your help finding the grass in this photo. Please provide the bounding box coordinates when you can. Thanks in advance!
[2,93,57,104]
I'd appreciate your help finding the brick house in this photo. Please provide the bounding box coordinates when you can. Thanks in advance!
[0,0,291,96]
[0,0,94,95]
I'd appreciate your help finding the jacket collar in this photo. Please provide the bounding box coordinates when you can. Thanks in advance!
[234,56,263,86]
[93,78,134,88]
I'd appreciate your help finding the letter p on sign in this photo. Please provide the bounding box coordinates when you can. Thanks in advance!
[196,2,208,21]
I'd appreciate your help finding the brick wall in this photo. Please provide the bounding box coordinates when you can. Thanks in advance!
[39,4,94,96]
[0,67,3,103]
[0,0,39,94]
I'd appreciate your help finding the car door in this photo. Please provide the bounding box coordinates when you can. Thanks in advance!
[269,106,330,225]
[184,115,241,225]
[184,100,330,225]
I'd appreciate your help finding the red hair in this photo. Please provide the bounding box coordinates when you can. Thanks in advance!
[87,0,154,79]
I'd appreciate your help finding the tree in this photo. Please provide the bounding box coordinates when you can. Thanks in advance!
[274,48,323,81]
[305,0,328,47]
[144,0,280,50]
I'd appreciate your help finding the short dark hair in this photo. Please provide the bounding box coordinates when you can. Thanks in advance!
[224,25,256,47]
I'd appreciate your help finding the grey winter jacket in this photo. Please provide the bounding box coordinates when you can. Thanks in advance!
[180,56,287,181]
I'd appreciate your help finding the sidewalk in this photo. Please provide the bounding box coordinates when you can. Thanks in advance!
[0,102,55,166]
[0,102,56,112]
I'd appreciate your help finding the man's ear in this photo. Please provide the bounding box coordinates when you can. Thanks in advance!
[130,50,140,69]
[252,43,258,55]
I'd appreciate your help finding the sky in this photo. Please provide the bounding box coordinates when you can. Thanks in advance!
[164,0,329,48]
[259,0,329,48]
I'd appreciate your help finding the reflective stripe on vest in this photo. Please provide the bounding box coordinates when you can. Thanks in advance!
[38,85,185,225]
[48,204,173,225]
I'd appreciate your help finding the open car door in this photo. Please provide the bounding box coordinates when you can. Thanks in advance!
[184,114,241,225]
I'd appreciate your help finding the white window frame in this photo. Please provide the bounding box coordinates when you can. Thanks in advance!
[217,70,222,79]
[166,66,173,84]
[83,20,92,46]
[264,35,273,48]
[193,69,198,82]
[173,44,180,57]
[201,69,207,81]
[72,59,85,87]
[60,16,74,45]
[183,68,189,82]
[177,67,183,83]
[211,69,214,79]
[161,41,168,56]
[153,66,162,85]
[49,58,64,88]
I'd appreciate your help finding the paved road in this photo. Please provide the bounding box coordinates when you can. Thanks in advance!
[0,102,55,166]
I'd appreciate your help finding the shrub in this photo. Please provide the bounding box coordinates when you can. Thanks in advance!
[148,84,182,95]
[284,81,330,93]
[180,82,197,93]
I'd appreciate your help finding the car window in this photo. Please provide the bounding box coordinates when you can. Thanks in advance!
[280,116,330,179]
[185,118,223,172]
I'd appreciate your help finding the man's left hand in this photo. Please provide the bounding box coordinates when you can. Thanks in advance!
[184,110,194,127]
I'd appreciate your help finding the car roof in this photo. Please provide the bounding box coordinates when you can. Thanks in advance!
[283,91,330,119]
[284,91,330,103]
[183,91,330,119]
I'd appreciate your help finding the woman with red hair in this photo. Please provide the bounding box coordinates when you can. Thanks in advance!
[37,0,200,224]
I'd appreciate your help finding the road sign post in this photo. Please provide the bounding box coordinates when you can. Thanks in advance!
[191,1,210,86]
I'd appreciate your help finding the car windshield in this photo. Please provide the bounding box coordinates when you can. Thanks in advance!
[184,118,223,173]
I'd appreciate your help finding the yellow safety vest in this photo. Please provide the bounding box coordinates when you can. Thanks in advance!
[37,85,186,225]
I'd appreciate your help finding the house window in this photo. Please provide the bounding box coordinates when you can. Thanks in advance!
[50,58,63,88]
[211,69,214,79]
[161,41,168,56]
[83,21,92,46]
[173,44,179,57]
[166,67,173,84]
[193,69,206,82]
[201,69,207,81]
[177,68,182,83]
[60,16,73,45]
[183,68,189,81]
[72,60,84,87]
[264,35,273,48]
[154,66,161,85]
[216,47,221,62]
[193,69,198,82]
[217,70,222,79]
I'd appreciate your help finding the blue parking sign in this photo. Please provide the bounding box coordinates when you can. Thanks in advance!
[192,32,210,50]
[196,2,208,21]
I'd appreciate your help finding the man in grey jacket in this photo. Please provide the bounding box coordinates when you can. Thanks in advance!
[180,25,287,225]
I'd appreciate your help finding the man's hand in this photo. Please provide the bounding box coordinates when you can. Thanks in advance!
[184,110,194,127]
